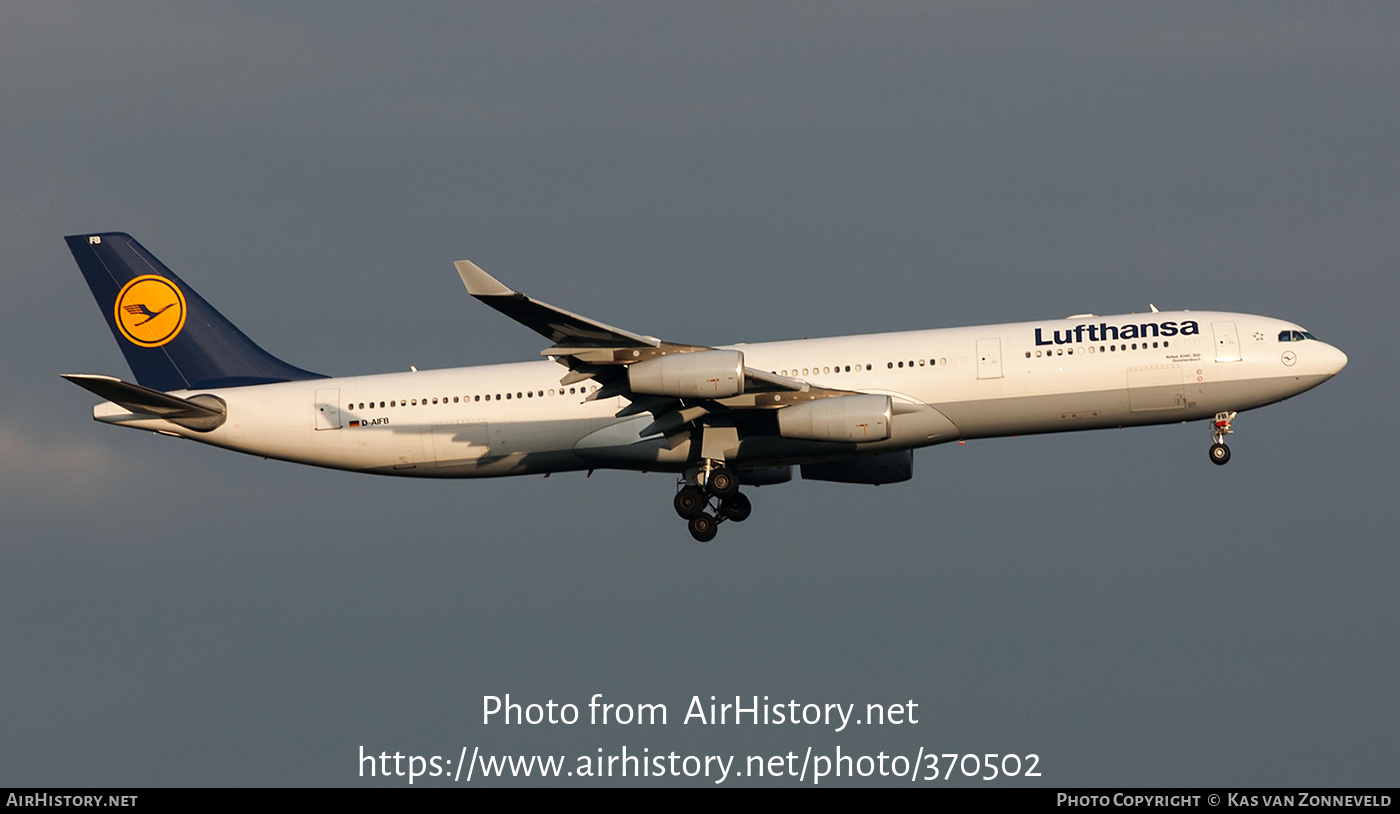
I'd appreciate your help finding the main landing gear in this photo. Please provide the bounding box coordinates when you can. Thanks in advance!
[674,461,752,542]
[1209,411,1237,466]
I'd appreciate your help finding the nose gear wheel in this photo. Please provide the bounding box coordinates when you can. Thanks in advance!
[1208,412,1236,466]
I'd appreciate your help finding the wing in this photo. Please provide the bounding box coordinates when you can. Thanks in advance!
[456,260,662,350]
[454,260,859,446]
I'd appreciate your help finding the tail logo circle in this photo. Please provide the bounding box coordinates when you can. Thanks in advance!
[114,275,187,347]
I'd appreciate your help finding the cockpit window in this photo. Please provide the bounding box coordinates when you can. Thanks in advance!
[1279,330,1317,342]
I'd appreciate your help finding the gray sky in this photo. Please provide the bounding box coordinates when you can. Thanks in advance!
[2,2,1396,786]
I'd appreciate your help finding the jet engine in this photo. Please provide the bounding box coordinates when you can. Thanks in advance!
[628,349,745,399]
[776,394,892,443]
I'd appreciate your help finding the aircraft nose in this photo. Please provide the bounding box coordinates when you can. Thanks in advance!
[1323,343,1348,376]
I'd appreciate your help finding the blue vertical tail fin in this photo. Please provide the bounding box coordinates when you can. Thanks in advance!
[66,232,326,391]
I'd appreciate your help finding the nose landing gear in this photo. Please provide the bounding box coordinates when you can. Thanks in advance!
[1209,411,1236,466]
[674,461,751,542]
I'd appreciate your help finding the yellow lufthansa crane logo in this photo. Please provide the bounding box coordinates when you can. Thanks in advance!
[114,275,187,347]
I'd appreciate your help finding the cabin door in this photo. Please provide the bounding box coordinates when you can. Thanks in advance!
[976,338,1004,379]
[1212,322,1241,363]
[314,388,342,430]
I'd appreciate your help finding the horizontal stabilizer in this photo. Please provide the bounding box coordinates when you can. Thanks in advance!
[62,374,226,430]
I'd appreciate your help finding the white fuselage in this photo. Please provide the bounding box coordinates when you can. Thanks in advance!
[93,311,1347,477]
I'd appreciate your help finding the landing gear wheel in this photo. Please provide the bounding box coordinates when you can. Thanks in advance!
[674,486,707,518]
[719,492,752,523]
[707,467,739,498]
[1209,443,1231,466]
[688,513,719,543]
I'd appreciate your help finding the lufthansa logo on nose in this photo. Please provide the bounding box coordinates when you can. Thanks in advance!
[114,275,187,347]
[1281,350,1297,367]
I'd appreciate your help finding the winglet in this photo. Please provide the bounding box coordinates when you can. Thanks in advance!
[455,260,514,297]
[451,258,662,348]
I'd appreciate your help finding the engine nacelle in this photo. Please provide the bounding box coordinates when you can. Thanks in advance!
[777,394,891,443]
[801,450,913,484]
[628,349,745,399]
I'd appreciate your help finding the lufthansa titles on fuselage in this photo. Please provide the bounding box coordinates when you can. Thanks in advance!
[1033,320,1200,346]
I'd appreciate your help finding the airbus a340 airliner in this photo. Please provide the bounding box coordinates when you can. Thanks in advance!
[65,233,1346,541]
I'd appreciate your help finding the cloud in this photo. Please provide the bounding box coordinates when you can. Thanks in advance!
[0,424,121,513]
